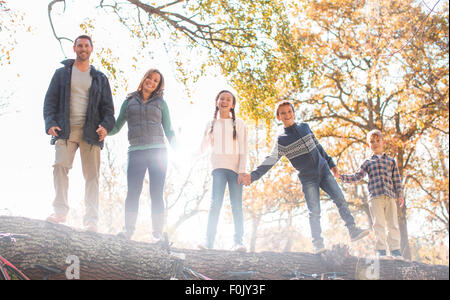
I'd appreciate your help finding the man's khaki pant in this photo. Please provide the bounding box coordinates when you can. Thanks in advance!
[369,195,401,251]
[52,126,100,227]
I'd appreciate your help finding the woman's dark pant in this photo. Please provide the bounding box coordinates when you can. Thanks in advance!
[206,168,244,248]
[125,148,167,238]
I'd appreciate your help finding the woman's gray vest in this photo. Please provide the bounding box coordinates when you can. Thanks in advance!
[126,92,165,146]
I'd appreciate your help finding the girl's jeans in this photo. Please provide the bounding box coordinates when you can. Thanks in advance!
[206,168,244,248]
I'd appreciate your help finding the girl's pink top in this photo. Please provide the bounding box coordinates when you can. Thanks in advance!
[200,118,248,174]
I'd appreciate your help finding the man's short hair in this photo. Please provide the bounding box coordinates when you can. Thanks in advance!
[276,100,295,116]
[367,129,383,142]
[74,35,93,47]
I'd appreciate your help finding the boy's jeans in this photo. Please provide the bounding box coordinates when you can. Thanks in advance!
[206,168,244,248]
[301,168,355,246]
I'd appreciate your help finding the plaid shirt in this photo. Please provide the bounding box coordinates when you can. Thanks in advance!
[341,153,403,200]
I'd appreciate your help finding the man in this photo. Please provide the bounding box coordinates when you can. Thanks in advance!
[43,35,115,232]
[241,101,369,253]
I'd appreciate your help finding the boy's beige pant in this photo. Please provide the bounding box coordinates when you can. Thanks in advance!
[369,195,401,251]
[52,126,100,227]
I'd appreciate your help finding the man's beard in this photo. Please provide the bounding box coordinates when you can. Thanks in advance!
[76,52,90,62]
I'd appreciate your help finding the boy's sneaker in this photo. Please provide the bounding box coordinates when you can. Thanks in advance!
[391,249,403,260]
[376,250,387,258]
[348,225,370,242]
[313,241,327,254]
[231,244,247,253]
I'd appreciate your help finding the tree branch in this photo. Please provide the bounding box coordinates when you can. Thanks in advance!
[48,0,72,57]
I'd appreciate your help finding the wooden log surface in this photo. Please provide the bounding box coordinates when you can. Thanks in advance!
[0,216,448,280]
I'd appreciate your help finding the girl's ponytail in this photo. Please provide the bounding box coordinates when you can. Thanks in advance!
[230,107,237,140]
[209,106,219,135]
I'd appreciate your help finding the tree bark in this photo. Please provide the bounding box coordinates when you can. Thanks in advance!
[0,216,447,280]
[249,214,261,253]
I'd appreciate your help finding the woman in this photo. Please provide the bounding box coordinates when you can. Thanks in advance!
[107,68,176,241]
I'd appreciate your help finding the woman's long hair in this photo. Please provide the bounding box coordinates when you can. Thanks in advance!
[137,68,165,98]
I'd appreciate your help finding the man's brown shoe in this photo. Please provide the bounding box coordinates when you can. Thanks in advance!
[46,214,67,224]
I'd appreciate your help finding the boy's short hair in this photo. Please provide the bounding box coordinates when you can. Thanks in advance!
[74,35,93,47]
[276,100,295,116]
[367,129,383,142]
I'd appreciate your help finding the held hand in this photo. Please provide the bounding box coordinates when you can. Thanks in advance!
[238,173,247,185]
[239,173,251,186]
[398,196,404,208]
[245,174,252,186]
[96,125,107,142]
[48,126,61,137]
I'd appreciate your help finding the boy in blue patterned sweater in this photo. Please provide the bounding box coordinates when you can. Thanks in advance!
[241,101,369,253]
[339,129,404,258]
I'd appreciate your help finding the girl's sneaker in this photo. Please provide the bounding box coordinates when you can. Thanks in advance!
[198,243,212,250]
[117,231,133,240]
[231,244,247,253]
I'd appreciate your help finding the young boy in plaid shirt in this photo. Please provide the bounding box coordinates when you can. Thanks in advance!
[339,129,404,258]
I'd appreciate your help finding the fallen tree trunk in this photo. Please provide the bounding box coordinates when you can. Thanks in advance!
[0,216,448,280]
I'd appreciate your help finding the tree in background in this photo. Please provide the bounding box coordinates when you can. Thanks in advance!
[164,157,211,246]
[406,132,449,265]
[98,141,127,234]
[0,0,30,114]
[0,0,25,66]
[47,0,314,109]
[408,134,449,236]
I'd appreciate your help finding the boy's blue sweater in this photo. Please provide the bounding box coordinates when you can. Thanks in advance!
[251,122,336,182]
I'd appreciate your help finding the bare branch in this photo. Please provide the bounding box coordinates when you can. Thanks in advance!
[156,0,185,11]
[48,0,72,57]
[382,0,442,58]
[124,0,252,50]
